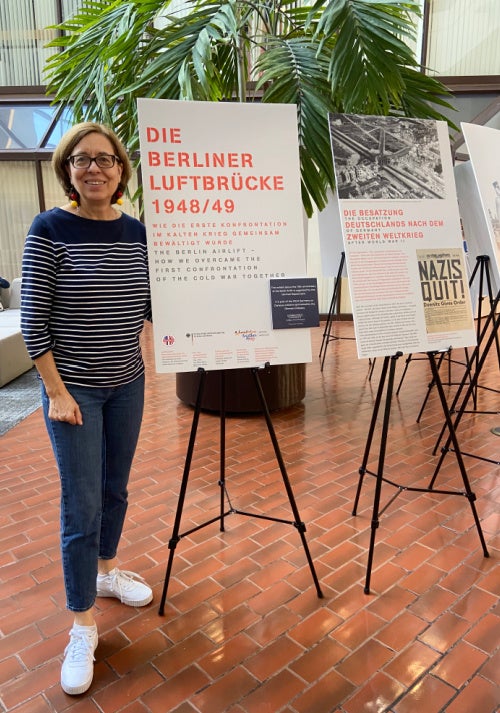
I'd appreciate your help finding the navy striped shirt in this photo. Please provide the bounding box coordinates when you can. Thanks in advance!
[21,208,151,388]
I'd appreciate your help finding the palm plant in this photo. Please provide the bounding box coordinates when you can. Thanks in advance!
[45,0,454,217]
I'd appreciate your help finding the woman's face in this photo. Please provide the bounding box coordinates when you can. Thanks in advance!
[66,132,123,206]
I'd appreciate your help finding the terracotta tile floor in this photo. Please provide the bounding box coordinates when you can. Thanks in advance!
[1,321,499,712]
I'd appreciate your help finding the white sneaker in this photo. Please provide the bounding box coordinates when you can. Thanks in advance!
[61,624,98,695]
[96,568,153,607]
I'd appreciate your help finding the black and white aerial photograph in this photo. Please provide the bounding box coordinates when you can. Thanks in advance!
[329,114,446,200]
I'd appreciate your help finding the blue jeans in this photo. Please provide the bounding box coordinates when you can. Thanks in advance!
[42,374,145,612]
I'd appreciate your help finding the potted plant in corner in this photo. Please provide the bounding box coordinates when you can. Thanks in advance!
[44,0,455,411]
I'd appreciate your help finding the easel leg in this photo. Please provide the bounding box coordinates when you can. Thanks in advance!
[416,350,448,423]
[483,264,500,367]
[159,369,207,615]
[431,296,500,467]
[319,285,337,369]
[427,354,489,557]
[363,355,400,594]
[352,355,391,516]
[319,252,346,372]
[219,371,226,532]
[252,367,324,598]
[395,353,412,396]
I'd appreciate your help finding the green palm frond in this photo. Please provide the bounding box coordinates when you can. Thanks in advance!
[255,37,336,214]
[312,0,420,114]
[45,1,165,126]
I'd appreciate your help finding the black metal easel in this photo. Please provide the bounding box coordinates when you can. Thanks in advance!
[159,364,324,615]
[351,350,489,595]
[319,252,355,371]
[468,255,500,371]
[429,291,500,480]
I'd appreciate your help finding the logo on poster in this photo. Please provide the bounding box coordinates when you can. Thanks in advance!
[162,335,175,346]
[235,329,257,341]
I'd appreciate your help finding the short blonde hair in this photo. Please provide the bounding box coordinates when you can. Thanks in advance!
[52,121,132,203]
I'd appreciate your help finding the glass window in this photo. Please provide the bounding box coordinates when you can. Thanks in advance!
[43,105,74,148]
[426,0,500,76]
[41,160,65,210]
[0,1,83,87]
[0,1,57,87]
[0,105,55,150]
[0,104,74,150]
[0,162,39,282]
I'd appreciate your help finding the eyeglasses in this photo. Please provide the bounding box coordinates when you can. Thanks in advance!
[67,154,121,169]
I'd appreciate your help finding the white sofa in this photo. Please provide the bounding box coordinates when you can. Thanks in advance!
[0,278,34,387]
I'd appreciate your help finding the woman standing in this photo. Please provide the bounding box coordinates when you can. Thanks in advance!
[21,122,153,696]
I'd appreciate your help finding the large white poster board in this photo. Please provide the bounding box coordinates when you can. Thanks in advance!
[137,99,312,373]
[457,123,500,295]
[328,114,477,359]
[454,161,490,313]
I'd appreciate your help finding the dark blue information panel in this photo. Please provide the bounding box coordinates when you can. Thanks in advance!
[270,278,319,329]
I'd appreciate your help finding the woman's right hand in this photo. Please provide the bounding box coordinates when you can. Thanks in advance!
[47,390,83,425]
[34,351,83,426]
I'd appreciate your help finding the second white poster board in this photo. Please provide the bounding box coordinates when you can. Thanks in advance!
[456,122,500,296]
[328,114,477,359]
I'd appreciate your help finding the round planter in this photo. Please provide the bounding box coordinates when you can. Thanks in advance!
[176,363,306,413]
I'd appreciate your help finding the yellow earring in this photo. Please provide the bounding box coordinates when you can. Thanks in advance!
[69,189,79,208]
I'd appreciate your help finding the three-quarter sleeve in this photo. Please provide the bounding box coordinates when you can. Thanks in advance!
[21,217,57,360]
